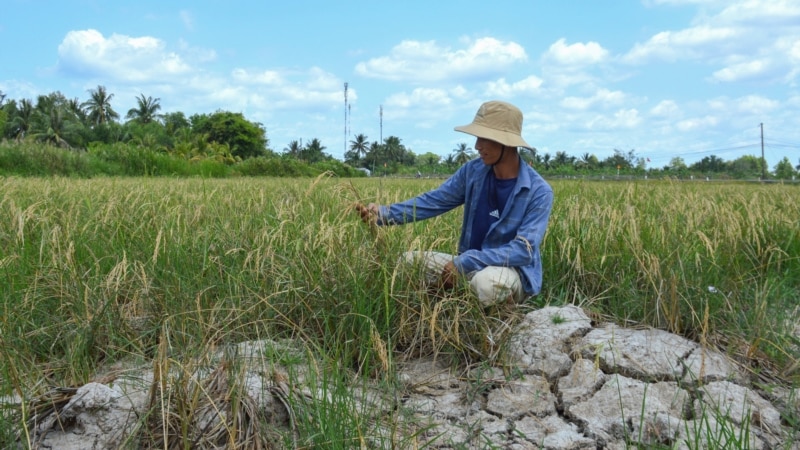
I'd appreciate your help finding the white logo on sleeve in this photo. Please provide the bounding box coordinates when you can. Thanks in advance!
[489,209,500,219]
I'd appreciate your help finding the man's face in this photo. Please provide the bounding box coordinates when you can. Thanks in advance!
[475,137,504,165]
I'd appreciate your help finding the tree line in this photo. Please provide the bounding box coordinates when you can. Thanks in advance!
[1,87,798,179]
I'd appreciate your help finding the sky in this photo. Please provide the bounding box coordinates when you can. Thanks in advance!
[2,0,800,169]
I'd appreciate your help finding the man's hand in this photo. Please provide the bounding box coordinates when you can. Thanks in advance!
[440,261,458,289]
[355,203,379,225]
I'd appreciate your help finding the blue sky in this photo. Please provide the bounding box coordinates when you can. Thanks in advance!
[2,0,799,169]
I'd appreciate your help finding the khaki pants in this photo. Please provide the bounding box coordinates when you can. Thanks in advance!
[401,251,525,307]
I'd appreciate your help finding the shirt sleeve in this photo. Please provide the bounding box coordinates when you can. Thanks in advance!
[377,167,468,225]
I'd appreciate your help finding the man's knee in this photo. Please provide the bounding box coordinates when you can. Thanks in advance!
[469,267,521,307]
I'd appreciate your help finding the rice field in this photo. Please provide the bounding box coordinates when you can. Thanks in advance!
[1,175,798,447]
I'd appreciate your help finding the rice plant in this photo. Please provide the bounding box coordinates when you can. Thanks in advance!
[1,175,798,448]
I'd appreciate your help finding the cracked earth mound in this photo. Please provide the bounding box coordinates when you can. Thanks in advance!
[13,306,799,449]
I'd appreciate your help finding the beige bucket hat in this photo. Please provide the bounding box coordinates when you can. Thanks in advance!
[454,100,532,150]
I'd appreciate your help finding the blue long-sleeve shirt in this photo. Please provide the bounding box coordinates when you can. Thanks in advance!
[376,156,553,295]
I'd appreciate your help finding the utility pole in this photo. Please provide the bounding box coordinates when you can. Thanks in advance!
[379,105,383,143]
[760,122,766,180]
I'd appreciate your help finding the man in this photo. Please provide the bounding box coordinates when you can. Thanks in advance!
[356,100,553,306]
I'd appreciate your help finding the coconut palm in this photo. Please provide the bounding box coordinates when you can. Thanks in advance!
[81,85,119,126]
[301,138,326,163]
[65,97,87,124]
[126,94,162,124]
[452,142,474,165]
[383,136,403,162]
[33,107,79,148]
[283,140,303,158]
[10,98,35,140]
[349,133,369,160]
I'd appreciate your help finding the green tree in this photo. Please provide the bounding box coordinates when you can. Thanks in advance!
[727,155,763,179]
[66,97,87,125]
[553,151,572,168]
[33,106,80,148]
[283,139,303,158]
[191,111,268,159]
[363,141,384,172]
[690,155,726,173]
[417,152,441,167]
[773,157,796,180]
[0,92,8,138]
[300,138,327,163]
[668,157,687,171]
[349,133,369,160]
[126,121,168,151]
[452,142,473,166]
[126,94,162,124]
[81,85,119,126]
[9,99,36,140]
[575,152,599,171]
[163,111,190,135]
[383,136,403,163]
[602,149,635,170]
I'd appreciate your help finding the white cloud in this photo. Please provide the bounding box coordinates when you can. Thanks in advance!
[232,68,284,85]
[543,38,609,66]
[485,75,543,97]
[355,37,527,82]
[226,66,346,111]
[711,59,770,82]
[382,88,458,128]
[57,29,191,82]
[732,94,779,114]
[561,88,627,110]
[676,115,719,132]
[586,108,642,130]
[385,88,451,110]
[717,0,800,27]
[622,26,738,63]
[624,0,800,87]
[650,100,680,117]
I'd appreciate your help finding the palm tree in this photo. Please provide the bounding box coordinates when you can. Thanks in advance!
[384,136,403,162]
[301,138,326,163]
[283,140,303,158]
[452,142,474,166]
[364,141,383,172]
[65,97,87,124]
[126,94,162,124]
[554,151,571,168]
[10,98,35,140]
[33,107,78,148]
[82,85,119,126]
[349,133,369,160]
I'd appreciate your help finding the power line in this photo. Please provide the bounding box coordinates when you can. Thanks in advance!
[764,139,800,149]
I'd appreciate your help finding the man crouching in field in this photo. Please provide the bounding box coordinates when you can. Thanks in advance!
[356,100,553,306]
